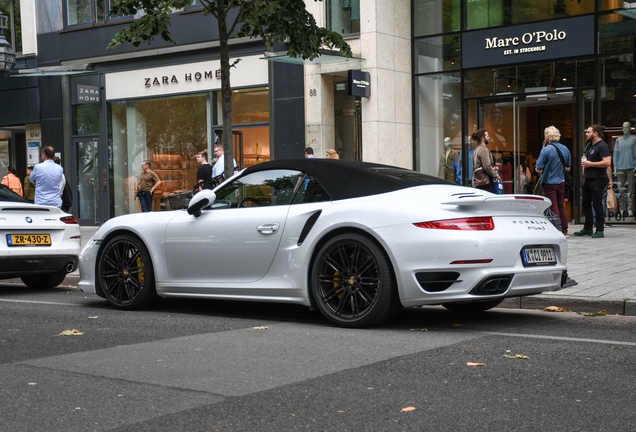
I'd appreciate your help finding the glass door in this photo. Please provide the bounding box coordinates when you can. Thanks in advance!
[477,97,527,195]
[74,138,99,224]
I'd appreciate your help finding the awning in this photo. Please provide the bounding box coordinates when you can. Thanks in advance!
[261,49,364,65]
[10,64,94,77]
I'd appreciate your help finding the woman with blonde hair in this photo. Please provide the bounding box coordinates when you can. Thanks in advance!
[326,149,340,159]
[2,166,23,197]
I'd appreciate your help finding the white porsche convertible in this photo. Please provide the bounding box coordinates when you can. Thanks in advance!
[79,159,568,327]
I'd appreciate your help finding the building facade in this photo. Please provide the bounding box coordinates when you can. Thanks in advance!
[1,0,636,227]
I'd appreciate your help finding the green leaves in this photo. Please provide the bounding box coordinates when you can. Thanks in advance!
[108,0,352,60]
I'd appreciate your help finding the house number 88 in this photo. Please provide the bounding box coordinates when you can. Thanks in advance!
[309,89,317,96]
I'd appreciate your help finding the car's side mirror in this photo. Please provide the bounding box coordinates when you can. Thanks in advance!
[187,190,216,217]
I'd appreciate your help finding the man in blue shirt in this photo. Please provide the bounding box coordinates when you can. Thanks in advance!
[30,146,65,208]
[536,126,571,236]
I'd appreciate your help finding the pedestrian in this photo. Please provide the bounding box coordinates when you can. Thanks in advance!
[471,129,500,193]
[535,126,571,236]
[194,150,212,191]
[212,144,237,181]
[2,166,23,197]
[574,125,612,238]
[304,147,315,158]
[23,166,35,202]
[30,146,65,208]
[137,160,161,212]
[326,149,339,159]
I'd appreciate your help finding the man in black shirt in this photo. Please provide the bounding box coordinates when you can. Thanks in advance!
[195,151,213,192]
[574,125,612,238]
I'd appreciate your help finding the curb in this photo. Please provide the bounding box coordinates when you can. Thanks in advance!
[501,296,636,316]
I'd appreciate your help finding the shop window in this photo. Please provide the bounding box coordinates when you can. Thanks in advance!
[108,93,210,215]
[1,0,21,53]
[65,0,129,26]
[465,0,594,30]
[599,12,636,53]
[413,35,461,74]
[600,55,636,128]
[464,60,594,98]
[414,0,460,37]
[327,0,360,35]
[414,72,462,177]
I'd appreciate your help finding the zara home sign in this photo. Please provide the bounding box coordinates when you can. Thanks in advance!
[104,56,267,101]
[462,15,594,69]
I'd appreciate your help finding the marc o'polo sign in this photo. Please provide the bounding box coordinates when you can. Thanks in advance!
[348,70,370,98]
[462,15,594,69]
[77,84,101,104]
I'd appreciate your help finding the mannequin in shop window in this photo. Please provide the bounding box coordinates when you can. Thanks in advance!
[613,121,636,217]
[438,137,459,182]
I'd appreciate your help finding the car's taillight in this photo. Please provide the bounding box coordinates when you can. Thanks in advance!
[60,215,79,224]
[414,217,494,230]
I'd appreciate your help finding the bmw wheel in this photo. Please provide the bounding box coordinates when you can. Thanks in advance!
[442,299,504,313]
[96,234,157,310]
[311,233,402,328]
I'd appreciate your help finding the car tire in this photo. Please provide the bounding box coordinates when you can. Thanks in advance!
[311,233,402,328]
[442,299,504,313]
[96,234,158,310]
[21,272,67,289]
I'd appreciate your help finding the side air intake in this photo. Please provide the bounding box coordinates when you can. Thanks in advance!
[415,272,460,292]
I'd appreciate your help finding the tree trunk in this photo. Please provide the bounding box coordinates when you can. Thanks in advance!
[217,2,234,180]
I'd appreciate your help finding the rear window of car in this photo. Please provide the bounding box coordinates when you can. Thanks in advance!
[0,184,28,202]
[369,168,454,185]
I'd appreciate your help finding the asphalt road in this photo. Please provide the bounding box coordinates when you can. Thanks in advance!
[1,283,635,432]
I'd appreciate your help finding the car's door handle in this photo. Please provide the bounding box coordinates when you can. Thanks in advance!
[257,223,280,235]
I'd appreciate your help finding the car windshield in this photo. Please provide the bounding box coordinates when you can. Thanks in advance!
[0,184,28,202]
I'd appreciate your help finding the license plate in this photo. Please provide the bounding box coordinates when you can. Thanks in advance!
[7,234,51,247]
[522,247,556,265]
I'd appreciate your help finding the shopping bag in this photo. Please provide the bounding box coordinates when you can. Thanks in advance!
[607,188,617,211]
[494,180,504,195]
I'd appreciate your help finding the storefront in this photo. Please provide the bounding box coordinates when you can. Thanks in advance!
[66,55,270,223]
[414,0,636,225]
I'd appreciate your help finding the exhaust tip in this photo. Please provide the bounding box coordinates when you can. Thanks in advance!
[66,261,77,273]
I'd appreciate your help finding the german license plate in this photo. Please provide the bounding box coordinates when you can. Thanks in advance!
[6,234,51,247]
[522,247,556,265]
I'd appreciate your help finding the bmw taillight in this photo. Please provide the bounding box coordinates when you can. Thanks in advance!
[60,215,79,224]
[414,217,494,230]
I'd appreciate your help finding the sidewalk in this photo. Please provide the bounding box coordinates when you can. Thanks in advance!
[68,225,636,315]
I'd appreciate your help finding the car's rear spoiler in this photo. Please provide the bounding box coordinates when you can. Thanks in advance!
[442,193,551,214]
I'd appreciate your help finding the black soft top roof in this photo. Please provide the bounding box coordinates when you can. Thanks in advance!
[241,159,452,200]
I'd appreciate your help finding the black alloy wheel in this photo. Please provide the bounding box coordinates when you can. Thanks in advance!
[311,233,402,328]
[442,298,504,313]
[97,234,157,310]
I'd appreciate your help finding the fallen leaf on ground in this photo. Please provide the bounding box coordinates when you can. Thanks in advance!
[543,306,564,312]
[56,329,83,336]
[401,407,416,412]
[409,328,428,331]
[503,354,530,359]
[450,324,463,327]
[253,326,269,330]
[467,362,487,366]
[577,310,607,316]
[88,316,98,319]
